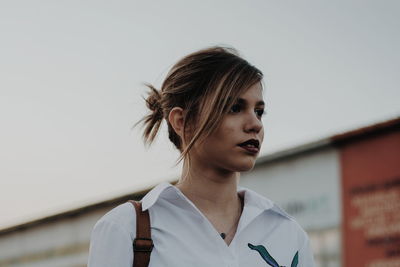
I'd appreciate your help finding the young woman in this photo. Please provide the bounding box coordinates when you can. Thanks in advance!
[88,46,315,267]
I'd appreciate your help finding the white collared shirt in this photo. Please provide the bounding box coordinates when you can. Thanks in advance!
[88,182,315,267]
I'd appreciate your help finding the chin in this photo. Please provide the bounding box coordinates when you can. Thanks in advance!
[215,154,257,172]
[236,165,255,172]
[231,160,256,172]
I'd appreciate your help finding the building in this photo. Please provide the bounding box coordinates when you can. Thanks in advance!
[1,117,399,267]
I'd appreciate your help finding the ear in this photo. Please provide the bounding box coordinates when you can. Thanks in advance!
[168,107,185,139]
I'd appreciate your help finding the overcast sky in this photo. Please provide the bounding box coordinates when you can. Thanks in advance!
[1,0,399,229]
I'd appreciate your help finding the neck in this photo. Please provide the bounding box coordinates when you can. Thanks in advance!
[176,158,241,214]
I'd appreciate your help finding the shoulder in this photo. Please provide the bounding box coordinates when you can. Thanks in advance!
[88,202,136,266]
[241,186,309,243]
[93,202,136,240]
[270,202,310,247]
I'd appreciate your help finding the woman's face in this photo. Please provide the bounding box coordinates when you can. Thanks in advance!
[191,82,265,173]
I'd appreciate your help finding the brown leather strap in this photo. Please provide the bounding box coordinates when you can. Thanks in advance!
[129,201,153,267]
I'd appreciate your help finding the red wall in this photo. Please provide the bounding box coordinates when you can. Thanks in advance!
[340,129,400,267]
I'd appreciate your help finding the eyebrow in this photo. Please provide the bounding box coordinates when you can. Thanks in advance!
[236,98,265,106]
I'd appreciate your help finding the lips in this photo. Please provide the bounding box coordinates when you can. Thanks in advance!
[237,139,260,154]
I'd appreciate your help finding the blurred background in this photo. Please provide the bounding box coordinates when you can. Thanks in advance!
[0,1,399,266]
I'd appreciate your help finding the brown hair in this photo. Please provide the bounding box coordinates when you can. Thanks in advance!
[134,46,263,166]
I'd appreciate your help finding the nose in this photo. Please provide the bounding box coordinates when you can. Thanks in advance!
[244,111,263,134]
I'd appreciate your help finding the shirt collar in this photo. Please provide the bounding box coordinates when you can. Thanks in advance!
[238,185,294,220]
[141,182,174,211]
[141,181,293,221]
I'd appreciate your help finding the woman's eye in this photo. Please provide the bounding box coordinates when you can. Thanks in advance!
[229,104,241,113]
[256,109,265,117]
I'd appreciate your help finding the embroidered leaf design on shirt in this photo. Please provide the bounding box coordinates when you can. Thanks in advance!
[248,243,280,267]
[291,251,298,267]
[248,243,299,267]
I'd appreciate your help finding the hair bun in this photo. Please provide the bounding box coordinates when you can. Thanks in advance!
[145,84,163,120]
